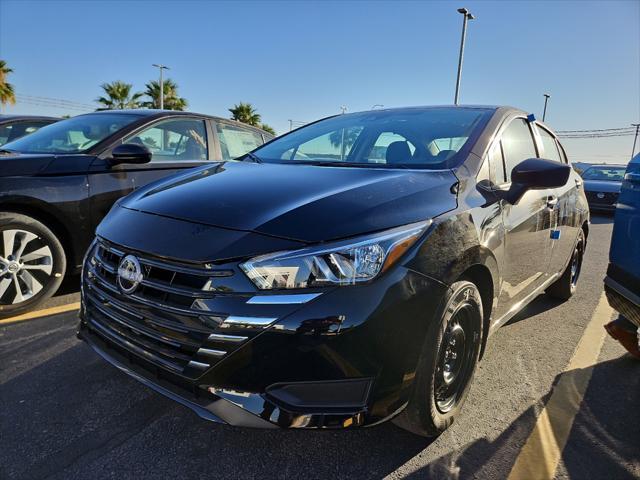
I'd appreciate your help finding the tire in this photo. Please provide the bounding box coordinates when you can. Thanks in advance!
[0,212,66,318]
[546,230,585,301]
[393,280,483,437]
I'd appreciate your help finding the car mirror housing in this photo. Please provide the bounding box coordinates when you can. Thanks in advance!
[498,158,571,204]
[111,143,152,165]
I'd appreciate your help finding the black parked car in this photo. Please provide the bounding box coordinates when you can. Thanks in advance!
[0,110,273,317]
[0,114,58,146]
[78,106,589,436]
[581,164,626,212]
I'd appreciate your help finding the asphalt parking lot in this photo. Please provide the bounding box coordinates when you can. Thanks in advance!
[1,214,638,480]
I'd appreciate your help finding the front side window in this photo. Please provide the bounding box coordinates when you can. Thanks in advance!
[125,118,208,162]
[537,126,562,163]
[252,108,492,169]
[2,114,139,154]
[501,119,538,181]
[216,122,264,160]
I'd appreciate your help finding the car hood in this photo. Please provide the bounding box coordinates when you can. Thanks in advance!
[0,153,55,177]
[0,152,94,177]
[121,161,458,243]
[583,179,622,193]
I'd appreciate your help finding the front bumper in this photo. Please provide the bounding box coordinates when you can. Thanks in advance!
[78,238,448,429]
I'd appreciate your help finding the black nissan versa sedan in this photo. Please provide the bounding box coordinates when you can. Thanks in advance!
[77,106,589,436]
[0,110,273,317]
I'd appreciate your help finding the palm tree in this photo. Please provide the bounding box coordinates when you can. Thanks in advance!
[229,102,261,126]
[142,79,187,110]
[95,81,143,110]
[0,60,16,107]
[260,123,276,136]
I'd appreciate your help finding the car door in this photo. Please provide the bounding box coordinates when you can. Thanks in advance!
[610,153,640,282]
[495,117,555,314]
[88,116,213,229]
[535,124,578,276]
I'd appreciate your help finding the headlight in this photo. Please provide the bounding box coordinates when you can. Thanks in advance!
[240,220,431,289]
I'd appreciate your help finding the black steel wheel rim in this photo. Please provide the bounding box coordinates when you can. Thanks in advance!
[570,241,583,287]
[434,304,477,413]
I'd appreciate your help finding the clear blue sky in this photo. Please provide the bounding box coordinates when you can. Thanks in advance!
[1,0,638,163]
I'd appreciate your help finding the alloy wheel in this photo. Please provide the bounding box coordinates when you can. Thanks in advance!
[0,229,54,305]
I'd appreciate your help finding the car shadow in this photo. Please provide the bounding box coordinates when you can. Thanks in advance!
[403,354,640,479]
[2,340,430,480]
[504,294,565,327]
[590,213,615,225]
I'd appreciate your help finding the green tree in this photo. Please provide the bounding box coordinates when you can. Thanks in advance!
[260,123,276,136]
[142,79,187,110]
[229,102,261,126]
[0,60,16,107]
[95,81,143,110]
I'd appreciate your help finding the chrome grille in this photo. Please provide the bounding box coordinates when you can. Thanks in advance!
[586,191,618,206]
[83,239,247,378]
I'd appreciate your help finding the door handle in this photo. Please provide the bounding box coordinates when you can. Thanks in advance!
[575,178,583,189]
[547,195,558,209]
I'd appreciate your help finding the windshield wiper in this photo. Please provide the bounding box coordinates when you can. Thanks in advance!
[0,149,16,155]
[241,152,263,164]
[301,161,411,169]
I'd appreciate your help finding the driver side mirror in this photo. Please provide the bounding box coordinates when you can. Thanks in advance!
[498,158,571,204]
[110,143,152,165]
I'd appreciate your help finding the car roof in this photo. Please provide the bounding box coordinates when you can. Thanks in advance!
[0,114,59,122]
[82,109,271,134]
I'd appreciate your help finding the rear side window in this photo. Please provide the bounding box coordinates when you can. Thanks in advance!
[537,126,562,163]
[216,122,264,160]
[501,119,538,181]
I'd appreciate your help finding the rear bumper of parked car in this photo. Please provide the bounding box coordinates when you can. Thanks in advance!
[605,264,640,328]
[77,239,448,429]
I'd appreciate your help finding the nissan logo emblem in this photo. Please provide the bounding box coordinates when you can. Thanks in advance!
[117,255,143,294]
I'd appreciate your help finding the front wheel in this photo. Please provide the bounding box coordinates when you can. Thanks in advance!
[0,212,66,318]
[393,280,483,437]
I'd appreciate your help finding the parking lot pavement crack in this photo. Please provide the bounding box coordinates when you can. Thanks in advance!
[21,400,170,480]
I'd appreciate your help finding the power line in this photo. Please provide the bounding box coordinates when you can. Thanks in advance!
[556,127,635,133]
[14,94,94,112]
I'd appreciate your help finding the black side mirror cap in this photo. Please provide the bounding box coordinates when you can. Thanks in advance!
[498,158,571,204]
[111,143,152,165]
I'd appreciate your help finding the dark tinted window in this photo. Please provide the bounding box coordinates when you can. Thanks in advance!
[0,121,52,146]
[501,119,537,181]
[537,126,562,163]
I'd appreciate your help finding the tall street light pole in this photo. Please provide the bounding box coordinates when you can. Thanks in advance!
[631,123,640,160]
[542,93,551,122]
[454,7,475,105]
[152,64,170,110]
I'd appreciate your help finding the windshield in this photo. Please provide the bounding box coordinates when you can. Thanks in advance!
[251,108,492,169]
[2,113,142,154]
[581,166,626,181]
